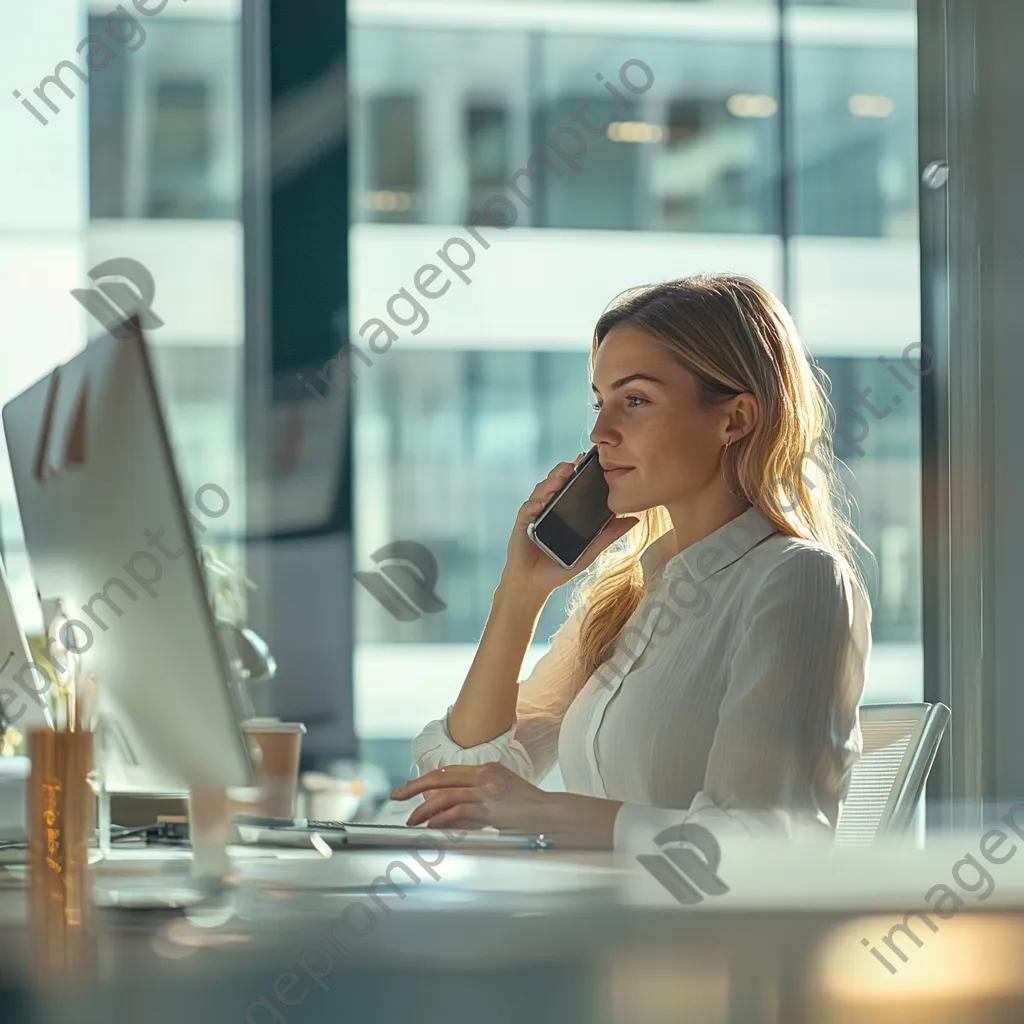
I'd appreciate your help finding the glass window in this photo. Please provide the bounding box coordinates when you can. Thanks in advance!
[540,33,779,235]
[789,0,921,701]
[356,350,591,647]
[354,1,925,767]
[365,94,423,221]
[792,1,912,7]
[466,104,512,226]
[652,92,780,234]
[146,78,216,218]
[351,27,531,227]
[85,12,245,513]
[1,6,244,663]
[88,16,240,220]
[793,44,918,238]
[817,355,922,649]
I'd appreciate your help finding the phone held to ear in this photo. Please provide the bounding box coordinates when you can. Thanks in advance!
[526,446,615,570]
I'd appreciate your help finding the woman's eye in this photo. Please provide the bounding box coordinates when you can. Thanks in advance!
[590,396,647,412]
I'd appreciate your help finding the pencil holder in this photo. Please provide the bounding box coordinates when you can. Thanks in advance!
[28,725,95,977]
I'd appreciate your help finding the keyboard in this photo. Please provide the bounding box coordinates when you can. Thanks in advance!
[233,814,554,850]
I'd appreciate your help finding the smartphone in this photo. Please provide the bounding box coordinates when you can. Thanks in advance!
[526,447,615,569]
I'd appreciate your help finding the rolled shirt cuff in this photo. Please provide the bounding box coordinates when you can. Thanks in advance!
[411,706,534,780]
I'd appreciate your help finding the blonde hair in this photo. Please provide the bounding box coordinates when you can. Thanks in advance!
[568,272,866,693]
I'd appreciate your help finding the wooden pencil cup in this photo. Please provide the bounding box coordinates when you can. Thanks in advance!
[28,726,95,978]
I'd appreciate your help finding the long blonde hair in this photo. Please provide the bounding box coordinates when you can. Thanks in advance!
[568,272,866,693]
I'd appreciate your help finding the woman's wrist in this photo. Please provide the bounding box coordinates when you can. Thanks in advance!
[493,575,550,615]
[541,792,623,849]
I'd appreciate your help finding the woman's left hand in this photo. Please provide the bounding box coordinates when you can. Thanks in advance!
[390,763,554,832]
[390,763,623,848]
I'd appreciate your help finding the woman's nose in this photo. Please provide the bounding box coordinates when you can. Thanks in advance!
[590,408,617,446]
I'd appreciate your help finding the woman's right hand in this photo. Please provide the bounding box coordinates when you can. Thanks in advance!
[500,456,640,602]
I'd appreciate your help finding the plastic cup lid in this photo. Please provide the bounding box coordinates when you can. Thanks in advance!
[242,718,307,734]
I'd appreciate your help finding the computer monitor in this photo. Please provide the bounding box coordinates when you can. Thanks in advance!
[0,551,52,737]
[2,317,252,792]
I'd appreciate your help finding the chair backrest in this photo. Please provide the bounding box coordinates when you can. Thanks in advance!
[835,702,951,845]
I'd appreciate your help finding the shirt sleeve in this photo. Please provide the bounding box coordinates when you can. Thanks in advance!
[613,546,872,853]
[411,603,586,784]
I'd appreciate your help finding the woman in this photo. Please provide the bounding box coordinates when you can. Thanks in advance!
[391,273,872,850]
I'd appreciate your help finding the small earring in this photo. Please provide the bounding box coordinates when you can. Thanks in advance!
[721,437,743,500]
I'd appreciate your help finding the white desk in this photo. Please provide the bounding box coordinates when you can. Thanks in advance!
[3,835,1024,1024]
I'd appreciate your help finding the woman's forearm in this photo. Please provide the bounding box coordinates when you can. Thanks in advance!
[544,793,622,849]
[445,582,548,749]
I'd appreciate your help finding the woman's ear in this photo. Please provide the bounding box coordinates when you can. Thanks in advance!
[726,392,759,442]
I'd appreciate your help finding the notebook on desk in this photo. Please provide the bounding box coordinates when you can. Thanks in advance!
[234,815,555,851]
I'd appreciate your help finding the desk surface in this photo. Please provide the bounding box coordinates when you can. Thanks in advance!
[3,837,1024,1024]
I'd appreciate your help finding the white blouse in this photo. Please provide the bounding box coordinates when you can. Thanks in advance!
[412,505,872,851]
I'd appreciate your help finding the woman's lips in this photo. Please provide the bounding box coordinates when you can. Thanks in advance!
[603,467,634,481]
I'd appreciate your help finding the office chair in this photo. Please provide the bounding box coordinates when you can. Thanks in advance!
[834,702,951,845]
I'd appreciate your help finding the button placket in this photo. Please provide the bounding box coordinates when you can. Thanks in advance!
[585,592,671,795]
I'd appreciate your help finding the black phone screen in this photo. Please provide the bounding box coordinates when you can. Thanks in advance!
[533,452,612,563]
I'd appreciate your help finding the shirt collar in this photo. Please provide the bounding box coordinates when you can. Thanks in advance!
[640,505,777,584]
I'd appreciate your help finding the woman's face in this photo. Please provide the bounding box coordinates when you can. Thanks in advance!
[589,323,737,514]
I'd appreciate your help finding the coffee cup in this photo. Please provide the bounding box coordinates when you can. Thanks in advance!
[241,720,306,819]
